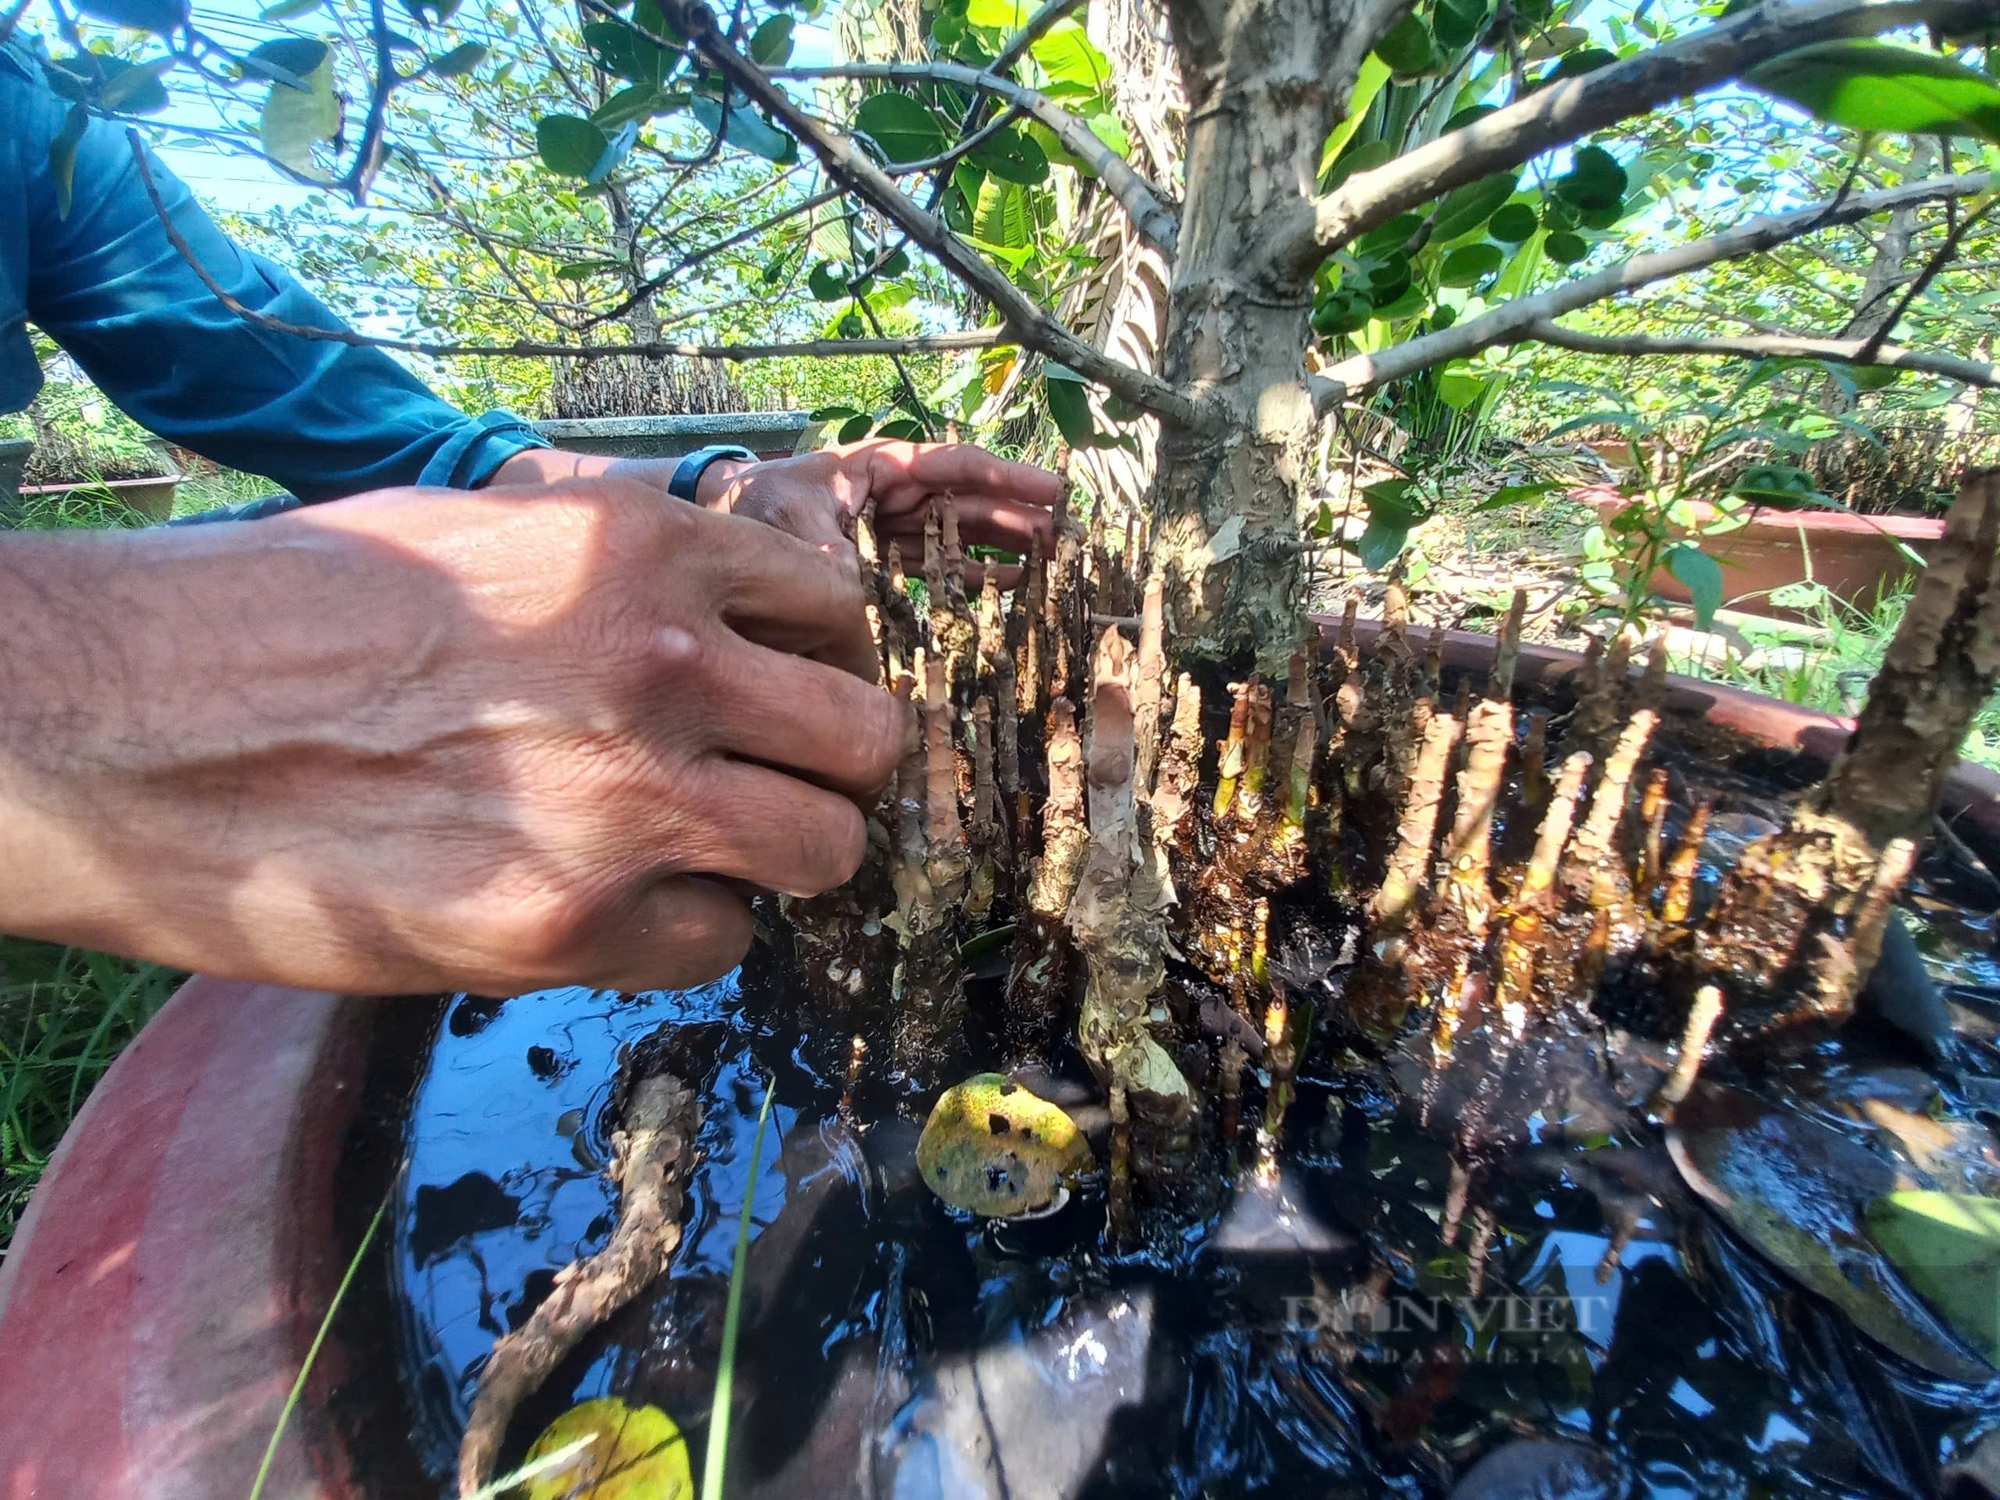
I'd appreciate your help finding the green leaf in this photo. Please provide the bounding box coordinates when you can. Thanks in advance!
[588,120,638,184]
[521,1398,693,1500]
[1438,241,1503,287]
[49,104,88,220]
[583,19,677,83]
[242,38,330,89]
[1488,201,1538,242]
[1321,136,1397,193]
[259,0,321,16]
[260,57,340,178]
[96,56,172,112]
[1031,21,1110,99]
[750,13,794,64]
[1432,0,1488,51]
[879,246,910,277]
[1045,372,1096,448]
[1370,284,1427,321]
[1866,1191,2000,1365]
[554,259,624,280]
[1666,544,1723,628]
[807,261,849,300]
[1318,55,1391,182]
[1086,112,1128,158]
[536,115,609,177]
[877,417,927,440]
[837,412,875,443]
[853,91,948,164]
[1357,516,1412,571]
[1544,229,1588,264]
[428,40,486,77]
[689,94,797,162]
[1561,144,1626,209]
[592,84,666,129]
[974,176,1031,248]
[1473,480,1559,511]
[1731,462,1824,509]
[1437,365,1489,408]
[1374,12,1434,76]
[964,0,1029,27]
[1430,172,1518,242]
[969,126,1049,185]
[1748,39,2000,143]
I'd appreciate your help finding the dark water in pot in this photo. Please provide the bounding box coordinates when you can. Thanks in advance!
[385,790,2000,1498]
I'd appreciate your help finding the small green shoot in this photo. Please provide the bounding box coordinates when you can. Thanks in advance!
[247,1192,388,1500]
[701,1075,775,1500]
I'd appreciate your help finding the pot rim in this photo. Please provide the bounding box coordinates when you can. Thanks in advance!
[5,611,1996,1499]
[16,471,186,494]
[1578,484,1948,540]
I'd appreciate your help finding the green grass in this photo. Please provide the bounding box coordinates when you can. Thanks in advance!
[0,940,180,1254]
[1678,579,2000,773]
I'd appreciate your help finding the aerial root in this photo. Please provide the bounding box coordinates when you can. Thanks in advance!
[457,1071,699,1497]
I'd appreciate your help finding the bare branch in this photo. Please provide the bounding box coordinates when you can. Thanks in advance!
[0,0,34,47]
[1307,170,1993,414]
[656,0,1211,428]
[1524,322,1999,388]
[1280,0,2000,276]
[990,0,1092,78]
[774,60,1181,255]
[126,130,1005,364]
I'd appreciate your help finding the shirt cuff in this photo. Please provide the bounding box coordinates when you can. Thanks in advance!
[417,410,553,490]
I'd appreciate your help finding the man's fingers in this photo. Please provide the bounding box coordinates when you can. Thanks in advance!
[879,493,1055,554]
[675,762,870,896]
[699,508,878,682]
[861,440,1066,510]
[714,639,907,798]
[588,875,754,993]
[964,561,1024,591]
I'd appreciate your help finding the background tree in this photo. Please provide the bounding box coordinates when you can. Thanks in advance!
[12,0,2000,659]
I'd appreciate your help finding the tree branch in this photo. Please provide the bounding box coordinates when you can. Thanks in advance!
[1522,322,1999,388]
[125,129,1005,364]
[1280,0,2000,277]
[1307,170,1993,414]
[655,0,1210,428]
[774,60,1181,256]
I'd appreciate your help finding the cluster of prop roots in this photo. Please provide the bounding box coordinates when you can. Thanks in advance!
[454,471,2000,1477]
[796,469,2000,1219]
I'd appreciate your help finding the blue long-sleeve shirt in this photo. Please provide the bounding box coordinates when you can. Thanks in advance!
[0,39,550,503]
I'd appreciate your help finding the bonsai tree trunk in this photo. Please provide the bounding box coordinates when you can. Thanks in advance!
[1149,0,1395,670]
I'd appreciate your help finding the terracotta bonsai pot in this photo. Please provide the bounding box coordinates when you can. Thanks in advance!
[0,980,375,1500]
[5,619,1996,1500]
[17,472,185,523]
[1582,484,1946,622]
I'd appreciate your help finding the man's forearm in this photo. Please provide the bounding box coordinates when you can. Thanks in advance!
[0,480,899,996]
[488,448,754,507]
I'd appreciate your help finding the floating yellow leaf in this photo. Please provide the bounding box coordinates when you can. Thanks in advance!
[517,1396,692,1500]
[917,1073,1093,1218]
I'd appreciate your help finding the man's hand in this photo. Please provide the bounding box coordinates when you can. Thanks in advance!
[0,480,906,997]
[493,439,1063,583]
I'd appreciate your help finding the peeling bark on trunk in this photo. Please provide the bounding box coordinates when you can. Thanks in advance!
[1696,472,2000,1030]
[1148,0,1384,671]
